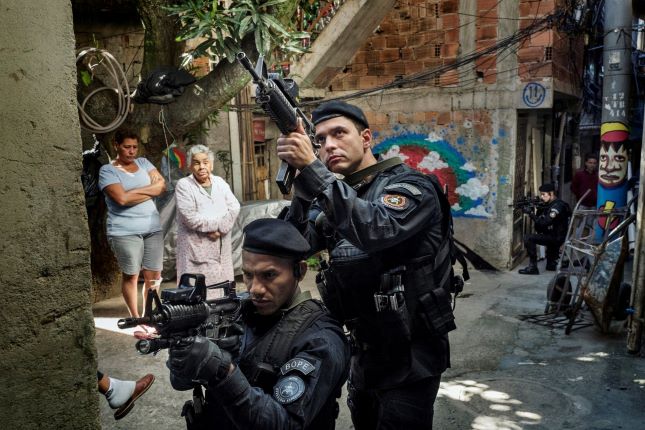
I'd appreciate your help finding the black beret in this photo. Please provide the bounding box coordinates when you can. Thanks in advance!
[539,183,556,193]
[243,218,310,259]
[312,100,369,129]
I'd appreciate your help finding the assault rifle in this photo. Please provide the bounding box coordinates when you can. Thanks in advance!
[236,52,319,195]
[117,274,241,355]
[509,195,545,212]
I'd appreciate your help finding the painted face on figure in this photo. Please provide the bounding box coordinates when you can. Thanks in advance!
[190,152,212,184]
[599,143,627,188]
[241,251,305,316]
[314,116,373,176]
[115,138,139,164]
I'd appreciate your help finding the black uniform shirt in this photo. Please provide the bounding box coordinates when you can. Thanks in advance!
[286,159,450,390]
[205,303,350,430]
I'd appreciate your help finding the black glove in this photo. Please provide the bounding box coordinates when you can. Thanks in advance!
[215,323,244,360]
[167,336,232,386]
[522,205,533,215]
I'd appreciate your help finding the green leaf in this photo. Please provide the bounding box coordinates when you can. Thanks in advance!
[80,70,92,87]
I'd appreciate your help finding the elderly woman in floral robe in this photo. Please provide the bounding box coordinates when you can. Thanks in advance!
[175,145,240,289]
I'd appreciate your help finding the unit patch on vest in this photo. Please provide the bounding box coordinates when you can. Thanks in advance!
[381,194,408,210]
[549,208,559,218]
[280,357,316,376]
[273,376,306,404]
[384,183,422,196]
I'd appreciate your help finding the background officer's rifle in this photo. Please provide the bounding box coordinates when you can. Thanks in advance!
[117,274,241,355]
[236,52,319,195]
[509,195,545,212]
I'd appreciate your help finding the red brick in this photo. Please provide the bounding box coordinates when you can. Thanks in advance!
[440,69,459,86]
[437,112,451,124]
[399,20,412,34]
[476,39,496,50]
[518,46,546,62]
[423,58,444,69]
[478,0,500,12]
[398,113,413,124]
[413,111,426,122]
[441,0,459,14]
[441,13,459,30]
[367,37,387,50]
[348,63,367,76]
[483,69,497,84]
[408,32,429,47]
[518,62,552,80]
[387,35,407,48]
[378,20,397,34]
[529,30,552,47]
[358,76,379,89]
[383,62,407,76]
[476,25,497,40]
[380,48,401,63]
[475,54,496,69]
[414,44,435,60]
[445,28,460,43]
[426,111,440,122]
[404,60,424,74]
[352,51,367,64]
[401,47,415,60]
[367,63,385,75]
[442,43,460,58]
[419,16,437,30]
[340,76,360,90]
[378,76,393,86]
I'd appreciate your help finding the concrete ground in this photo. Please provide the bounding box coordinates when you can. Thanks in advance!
[94,260,645,429]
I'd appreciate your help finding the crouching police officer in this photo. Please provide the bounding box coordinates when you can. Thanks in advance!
[167,218,350,430]
[278,101,460,429]
[518,183,570,274]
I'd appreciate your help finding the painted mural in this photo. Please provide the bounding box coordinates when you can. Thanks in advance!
[372,119,508,218]
[596,122,629,236]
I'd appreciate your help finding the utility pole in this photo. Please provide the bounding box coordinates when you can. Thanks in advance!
[596,0,632,238]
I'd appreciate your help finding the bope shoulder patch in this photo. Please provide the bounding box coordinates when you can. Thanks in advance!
[273,375,306,404]
[381,194,408,210]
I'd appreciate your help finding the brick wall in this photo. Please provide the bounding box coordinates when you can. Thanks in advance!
[329,0,462,91]
[517,0,583,90]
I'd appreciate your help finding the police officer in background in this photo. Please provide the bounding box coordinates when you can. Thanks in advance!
[518,183,570,275]
[277,100,458,429]
[167,218,350,430]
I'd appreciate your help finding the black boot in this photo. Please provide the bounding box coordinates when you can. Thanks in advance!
[545,261,558,271]
[519,264,539,275]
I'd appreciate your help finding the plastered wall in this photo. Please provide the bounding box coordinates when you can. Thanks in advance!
[0,1,99,428]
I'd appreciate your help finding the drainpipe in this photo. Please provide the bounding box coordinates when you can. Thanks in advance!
[597,1,632,238]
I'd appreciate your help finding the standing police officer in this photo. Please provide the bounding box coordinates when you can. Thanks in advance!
[518,183,570,274]
[167,218,350,429]
[277,100,457,429]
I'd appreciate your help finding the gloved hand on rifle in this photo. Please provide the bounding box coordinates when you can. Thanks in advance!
[215,322,244,361]
[167,335,232,387]
[522,205,534,215]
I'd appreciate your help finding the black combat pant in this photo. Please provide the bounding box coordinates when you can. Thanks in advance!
[347,375,441,430]
[524,234,564,265]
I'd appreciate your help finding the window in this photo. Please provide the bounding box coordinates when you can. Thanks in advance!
[545,46,553,61]
[435,44,442,57]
